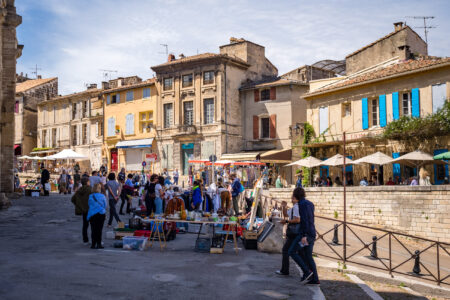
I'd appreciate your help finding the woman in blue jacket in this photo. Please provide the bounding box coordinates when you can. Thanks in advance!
[191,181,203,210]
[87,183,107,249]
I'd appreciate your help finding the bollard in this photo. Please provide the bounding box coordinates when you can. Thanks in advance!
[332,224,339,245]
[413,250,421,274]
[370,236,378,258]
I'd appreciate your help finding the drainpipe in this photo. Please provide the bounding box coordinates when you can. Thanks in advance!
[224,62,228,153]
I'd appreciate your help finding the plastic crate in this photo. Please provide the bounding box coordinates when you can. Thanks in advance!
[123,236,147,251]
[195,237,211,253]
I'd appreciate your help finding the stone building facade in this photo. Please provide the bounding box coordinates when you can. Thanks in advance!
[150,38,278,175]
[15,77,58,157]
[0,0,21,208]
[102,77,158,172]
[37,85,103,171]
[303,25,449,185]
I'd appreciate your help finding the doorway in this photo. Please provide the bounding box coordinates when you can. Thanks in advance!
[110,148,118,172]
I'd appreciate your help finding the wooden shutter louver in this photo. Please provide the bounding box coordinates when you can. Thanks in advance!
[253,116,259,139]
[254,90,260,102]
[270,87,276,100]
[269,114,276,138]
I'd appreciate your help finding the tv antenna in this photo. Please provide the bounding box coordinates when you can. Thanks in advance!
[405,16,436,49]
[99,69,118,81]
[30,64,42,78]
[159,44,169,56]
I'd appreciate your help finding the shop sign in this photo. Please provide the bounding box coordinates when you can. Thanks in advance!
[145,153,158,162]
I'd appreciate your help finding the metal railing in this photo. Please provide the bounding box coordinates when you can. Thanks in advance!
[313,215,450,286]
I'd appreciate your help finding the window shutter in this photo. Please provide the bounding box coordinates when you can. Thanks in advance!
[392,152,401,179]
[392,92,399,120]
[379,94,387,127]
[411,88,420,117]
[269,114,276,138]
[254,90,260,102]
[253,116,259,139]
[108,117,115,136]
[362,98,368,130]
[270,87,276,100]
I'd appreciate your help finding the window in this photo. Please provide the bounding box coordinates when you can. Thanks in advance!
[82,124,88,144]
[112,94,120,104]
[184,101,194,125]
[107,117,115,137]
[163,78,173,91]
[204,98,214,124]
[143,88,151,98]
[126,91,134,101]
[98,121,103,137]
[342,103,351,117]
[182,74,193,88]
[260,117,270,139]
[432,84,446,114]
[203,71,214,85]
[260,89,270,101]
[82,101,88,118]
[15,100,19,113]
[125,113,135,135]
[52,128,57,147]
[106,95,111,105]
[401,92,411,116]
[72,103,77,119]
[164,103,173,128]
[371,98,378,126]
[319,106,329,134]
[42,130,47,147]
[72,125,77,146]
[139,111,153,133]
[53,105,57,122]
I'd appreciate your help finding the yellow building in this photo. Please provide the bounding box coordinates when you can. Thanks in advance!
[102,77,158,173]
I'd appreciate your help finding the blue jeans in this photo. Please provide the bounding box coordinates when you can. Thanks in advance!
[288,235,319,282]
[155,197,163,214]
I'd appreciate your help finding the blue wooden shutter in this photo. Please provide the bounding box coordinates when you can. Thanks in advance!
[392,152,400,180]
[106,95,110,105]
[362,98,368,129]
[379,95,386,127]
[108,117,115,136]
[126,114,134,134]
[346,156,353,172]
[411,88,420,117]
[392,92,399,120]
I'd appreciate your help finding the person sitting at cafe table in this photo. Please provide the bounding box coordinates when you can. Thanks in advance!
[359,177,369,186]
[386,177,395,185]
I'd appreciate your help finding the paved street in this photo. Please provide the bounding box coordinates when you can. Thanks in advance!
[0,194,317,300]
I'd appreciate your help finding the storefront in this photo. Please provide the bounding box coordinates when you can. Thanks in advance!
[116,138,155,172]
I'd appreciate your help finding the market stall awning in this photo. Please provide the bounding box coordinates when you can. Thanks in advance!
[220,152,262,161]
[260,148,292,164]
[116,138,154,149]
[188,159,210,164]
[47,149,88,160]
[352,151,393,165]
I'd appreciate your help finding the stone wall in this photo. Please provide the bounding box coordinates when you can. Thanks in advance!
[261,186,450,243]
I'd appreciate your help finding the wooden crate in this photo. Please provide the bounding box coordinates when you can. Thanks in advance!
[243,230,258,240]
[210,248,224,254]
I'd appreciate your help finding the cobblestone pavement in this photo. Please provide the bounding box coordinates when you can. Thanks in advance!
[0,194,446,300]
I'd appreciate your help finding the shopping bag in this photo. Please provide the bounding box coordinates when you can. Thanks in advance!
[44,183,51,191]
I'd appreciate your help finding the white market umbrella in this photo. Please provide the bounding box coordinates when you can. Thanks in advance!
[352,152,393,165]
[319,154,355,166]
[47,149,87,160]
[285,156,322,168]
[390,150,447,168]
[18,155,32,160]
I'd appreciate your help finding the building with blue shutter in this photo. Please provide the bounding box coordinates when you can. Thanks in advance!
[102,77,158,172]
[302,23,450,185]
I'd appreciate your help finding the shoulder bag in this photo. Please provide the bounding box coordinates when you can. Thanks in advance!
[286,204,300,238]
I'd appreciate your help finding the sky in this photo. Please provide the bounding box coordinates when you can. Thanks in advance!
[16,0,450,95]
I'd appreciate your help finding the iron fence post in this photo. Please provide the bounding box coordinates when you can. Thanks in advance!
[343,132,347,263]
[437,243,440,286]
[389,233,392,277]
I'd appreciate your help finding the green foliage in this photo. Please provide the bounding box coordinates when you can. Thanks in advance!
[31,147,53,152]
[301,122,315,187]
[383,101,450,140]
[334,210,339,219]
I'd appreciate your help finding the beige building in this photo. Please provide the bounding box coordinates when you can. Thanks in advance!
[37,84,103,171]
[102,77,158,172]
[303,23,449,185]
[238,65,337,184]
[150,38,278,175]
[0,0,21,208]
[15,77,58,158]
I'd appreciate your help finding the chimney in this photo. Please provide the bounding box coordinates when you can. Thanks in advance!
[101,81,109,90]
[168,54,176,62]
[394,22,404,31]
[179,53,185,59]
[117,77,124,87]
[87,83,97,90]
[37,75,42,79]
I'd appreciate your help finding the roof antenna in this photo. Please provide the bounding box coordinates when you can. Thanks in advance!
[99,69,118,81]
[30,64,42,79]
[405,16,436,52]
[159,44,169,56]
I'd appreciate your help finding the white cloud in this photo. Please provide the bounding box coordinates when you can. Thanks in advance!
[16,0,450,94]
